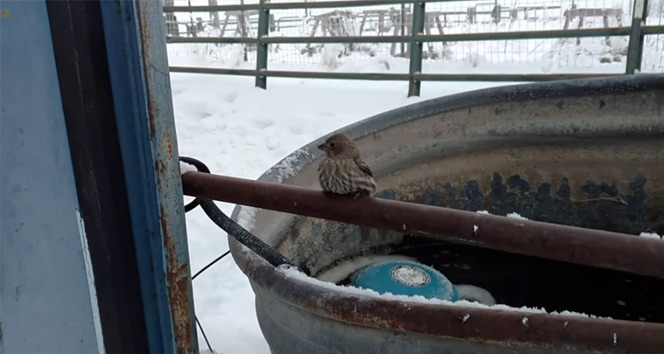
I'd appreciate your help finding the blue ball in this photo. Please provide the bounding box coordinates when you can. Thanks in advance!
[352,261,459,301]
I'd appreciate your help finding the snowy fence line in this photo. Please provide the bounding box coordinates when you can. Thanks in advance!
[163,0,664,96]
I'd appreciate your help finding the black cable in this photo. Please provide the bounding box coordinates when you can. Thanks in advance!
[197,198,296,268]
[179,156,300,270]
[192,250,231,280]
[190,250,231,354]
[180,155,305,354]
[195,316,214,353]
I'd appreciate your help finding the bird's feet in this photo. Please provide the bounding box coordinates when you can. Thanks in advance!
[352,190,370,199]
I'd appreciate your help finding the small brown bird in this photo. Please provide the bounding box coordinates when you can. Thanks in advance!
[317,133,377,196]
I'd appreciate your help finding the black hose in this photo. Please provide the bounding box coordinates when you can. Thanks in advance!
[179,156,299,270]
[180,156,209,212]
[197,197,295,267]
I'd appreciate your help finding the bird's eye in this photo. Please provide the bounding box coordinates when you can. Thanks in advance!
[330,142,335,147]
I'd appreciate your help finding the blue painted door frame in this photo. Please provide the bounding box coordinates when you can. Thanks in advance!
[0,1,197,353]
[1,1,105,352]
[98,0,198,352]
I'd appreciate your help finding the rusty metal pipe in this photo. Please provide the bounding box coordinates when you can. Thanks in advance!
[181,171,664,279]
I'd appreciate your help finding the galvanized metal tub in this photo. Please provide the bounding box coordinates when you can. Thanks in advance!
[230,75,664,354]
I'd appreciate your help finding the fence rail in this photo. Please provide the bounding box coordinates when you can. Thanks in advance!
[163,0,664,96]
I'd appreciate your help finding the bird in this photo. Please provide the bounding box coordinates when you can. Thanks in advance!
[317,133,377,197]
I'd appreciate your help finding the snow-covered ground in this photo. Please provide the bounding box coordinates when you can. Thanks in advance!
[169,2,663,352]
[172,72,510,353]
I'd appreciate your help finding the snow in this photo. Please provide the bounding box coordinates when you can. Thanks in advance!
[522,316,530,327]
[320,43,346,69]
[173,71,510,353]
[279,265,611,319]
[265,148,313,184]
[179,160,198,174]
[506,212,529,220]
[639,232,663,240]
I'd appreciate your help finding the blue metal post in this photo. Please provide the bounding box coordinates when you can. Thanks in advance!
[625,0,648,74]
[256,0,270,89]
[0,1,104,352]
[2,0,196,353]
[99,1,198,353]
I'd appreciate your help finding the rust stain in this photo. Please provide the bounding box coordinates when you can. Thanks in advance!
[137,4,158,140]
[163,129,175,161]
[147,83,158,139]
[162,206,195,354]
[137,3,194,351]
[1,10,9,19]
[155,160,167,173]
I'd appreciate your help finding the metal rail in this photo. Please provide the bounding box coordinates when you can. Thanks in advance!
[166,26,664,44]
[163,1,664,95]
[163,0,453,12]
[181,171,664,280]
[168,66,620,81]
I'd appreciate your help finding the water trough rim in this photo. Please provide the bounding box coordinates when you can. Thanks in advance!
[230,74,664,352]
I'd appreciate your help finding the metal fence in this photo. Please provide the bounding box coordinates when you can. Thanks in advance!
[164,0,664,96]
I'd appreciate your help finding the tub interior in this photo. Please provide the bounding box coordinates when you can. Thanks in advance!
[272,137,663,324]
[334,237,664,324]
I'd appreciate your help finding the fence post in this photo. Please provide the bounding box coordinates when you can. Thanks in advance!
[408,1,425,97]
[256,0,269,89]
[164,0,179,37]
[625,0,648,74]
[209,0,220,29]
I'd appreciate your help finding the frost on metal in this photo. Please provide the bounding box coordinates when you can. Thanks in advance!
[236,206,257,231]
[279,265,612,320]
[265,148,313,183]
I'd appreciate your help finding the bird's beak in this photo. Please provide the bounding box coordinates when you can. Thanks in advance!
[317,143,327,151]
